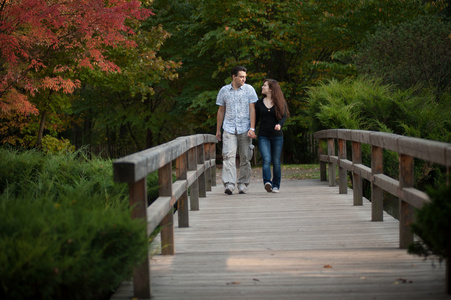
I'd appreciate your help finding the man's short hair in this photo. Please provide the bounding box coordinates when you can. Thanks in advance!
[231,66,247,78]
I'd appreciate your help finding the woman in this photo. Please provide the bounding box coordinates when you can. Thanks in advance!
[255,79,290,193]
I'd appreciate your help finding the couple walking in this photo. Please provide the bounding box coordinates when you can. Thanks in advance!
[216,66,290,195]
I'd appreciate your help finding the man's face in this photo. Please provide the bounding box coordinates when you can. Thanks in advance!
[232,71,247,87]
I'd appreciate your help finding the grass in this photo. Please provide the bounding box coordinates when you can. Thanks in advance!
[249,164,321,180]
[281,164,321,180]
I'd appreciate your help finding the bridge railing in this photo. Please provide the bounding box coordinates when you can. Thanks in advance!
[113,134,217,299]
[314,129,450,294]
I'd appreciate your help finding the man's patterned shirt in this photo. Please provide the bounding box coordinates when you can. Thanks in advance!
[216,83,258,135]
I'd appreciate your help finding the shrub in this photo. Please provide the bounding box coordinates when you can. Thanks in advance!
[306,77,451,143]
[0,148,151,300]
[408,182,451,262]
[306,76,450,196]
[41,135,75,154]
[0,190,148,300]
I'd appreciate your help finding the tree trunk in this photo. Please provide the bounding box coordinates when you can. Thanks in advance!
[106,125,112,158]
[146,128,153,149]
[36,110,47,149]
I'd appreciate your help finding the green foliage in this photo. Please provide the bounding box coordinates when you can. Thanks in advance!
[41,135,75,154]
[0,191,147,300]
[0,148,149,300]
[144,0,435,163]
[408,182,451,262]
[2,0,449,162]
[355,15,451,98]
[306,76,451,190]
[307,77,451,143]
[72,20,183,150]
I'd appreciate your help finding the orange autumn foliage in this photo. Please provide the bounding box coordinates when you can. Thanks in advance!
[0,0,152,116]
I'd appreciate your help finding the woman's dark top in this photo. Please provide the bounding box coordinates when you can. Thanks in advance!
[255,97,287,138]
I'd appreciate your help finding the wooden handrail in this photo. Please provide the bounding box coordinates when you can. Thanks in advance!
[314,129,451,294]
[113,134,217,299]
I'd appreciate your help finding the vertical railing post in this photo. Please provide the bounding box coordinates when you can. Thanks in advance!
[210,142,217,186]
[188,147,199,210]
[399,154,415,249]
[204,143,212,191]
[352,141,363,205]
[371,146,383,221]
[447,259,450,295]
[327,138,336,186]
[159,162,175,255]
[129,178,151,299]
[338,138,347,194]
[198,144,206,198]
[176,153,189,228]
[319,139,327,182]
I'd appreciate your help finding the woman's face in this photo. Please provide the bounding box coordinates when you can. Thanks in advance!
[261,81,271,96]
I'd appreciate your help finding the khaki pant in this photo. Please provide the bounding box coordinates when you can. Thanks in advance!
[221,131,253,191]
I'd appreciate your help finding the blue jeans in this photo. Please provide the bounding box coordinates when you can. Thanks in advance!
[258,136,283,189]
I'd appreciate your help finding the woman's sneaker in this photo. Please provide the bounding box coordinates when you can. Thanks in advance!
[264,182,272,193]
[272,187,279,193]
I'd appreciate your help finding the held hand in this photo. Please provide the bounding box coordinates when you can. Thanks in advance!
[274,124,281,131]
[247,130,256,139]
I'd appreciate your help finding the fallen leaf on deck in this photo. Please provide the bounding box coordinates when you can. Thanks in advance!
[226,281,241,285]
[323,264,333,268]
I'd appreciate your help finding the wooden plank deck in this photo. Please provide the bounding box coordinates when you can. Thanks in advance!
[111,173,448,300]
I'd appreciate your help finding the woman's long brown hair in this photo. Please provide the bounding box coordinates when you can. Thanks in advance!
[265,79,290,120]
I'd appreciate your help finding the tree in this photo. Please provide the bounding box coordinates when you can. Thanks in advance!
[72,23,182,153]
[0,0,152,147]
[355,15,451,99]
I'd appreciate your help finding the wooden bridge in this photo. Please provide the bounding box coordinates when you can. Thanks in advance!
[111,130,451,299]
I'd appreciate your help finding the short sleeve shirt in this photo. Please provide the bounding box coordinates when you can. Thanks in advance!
[216,83,258,135]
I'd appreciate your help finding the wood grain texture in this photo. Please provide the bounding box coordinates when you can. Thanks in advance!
[111,176,448,300]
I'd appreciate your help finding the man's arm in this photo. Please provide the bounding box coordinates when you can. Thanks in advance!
[248,102,256,139]
[216,105,225,141]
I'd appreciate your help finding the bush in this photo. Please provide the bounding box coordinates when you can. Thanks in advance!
[408,182,451,262]
[306,77,451,143]
[41,135,75,154]
[306,76,450,194]
[0,148,150,300]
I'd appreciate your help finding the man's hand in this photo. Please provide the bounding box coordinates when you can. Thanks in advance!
[216,131,222,141]
[247,129,256,139]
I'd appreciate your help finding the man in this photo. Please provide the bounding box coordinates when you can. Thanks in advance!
[216,66,258,195]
